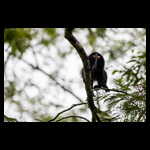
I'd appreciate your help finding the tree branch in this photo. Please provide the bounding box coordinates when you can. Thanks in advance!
[93,87,129,95]
[55,115,90,122]
[65,28,101,122]
[48,102,87,122]
[21,58,83,102]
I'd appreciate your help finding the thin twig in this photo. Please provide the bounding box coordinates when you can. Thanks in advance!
[30,46,39,68]
[93,87,129,95]
[48,102,87,122]
[21,58,83,102]
[55,115,90,122]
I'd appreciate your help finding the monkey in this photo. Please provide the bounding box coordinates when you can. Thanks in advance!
[81,52,109,92]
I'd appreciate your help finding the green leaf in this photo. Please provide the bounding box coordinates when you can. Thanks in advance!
[112,70,118,75]
[4,115,19,122]
[127,59,137,63]
[132,49,134,53]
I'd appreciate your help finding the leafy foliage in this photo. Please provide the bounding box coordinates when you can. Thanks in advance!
[4,115,19,122]
[4,28,35,57]
[95,49,146,122]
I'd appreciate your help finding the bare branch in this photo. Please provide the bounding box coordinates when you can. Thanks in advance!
[21,58,83,102]
[55,115,90,122]
[48,102,87,122]
[30,46,39,68]
[93,87,129,95]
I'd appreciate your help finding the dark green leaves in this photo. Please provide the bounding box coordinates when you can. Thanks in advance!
[95,48,146,122]
[112,70,118,75]
[4,28,34,57]
[4,115,19,122]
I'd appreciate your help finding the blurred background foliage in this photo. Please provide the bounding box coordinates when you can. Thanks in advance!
[4,28,146,122]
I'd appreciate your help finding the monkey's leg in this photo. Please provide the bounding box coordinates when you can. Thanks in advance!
[94,80,103,89]
[103,85,110,92]
[91,79,94,89]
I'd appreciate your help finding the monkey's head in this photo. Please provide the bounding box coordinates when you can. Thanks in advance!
[88,52,105,71]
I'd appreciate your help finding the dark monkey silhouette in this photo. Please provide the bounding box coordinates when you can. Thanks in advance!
[81,52,109,92]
